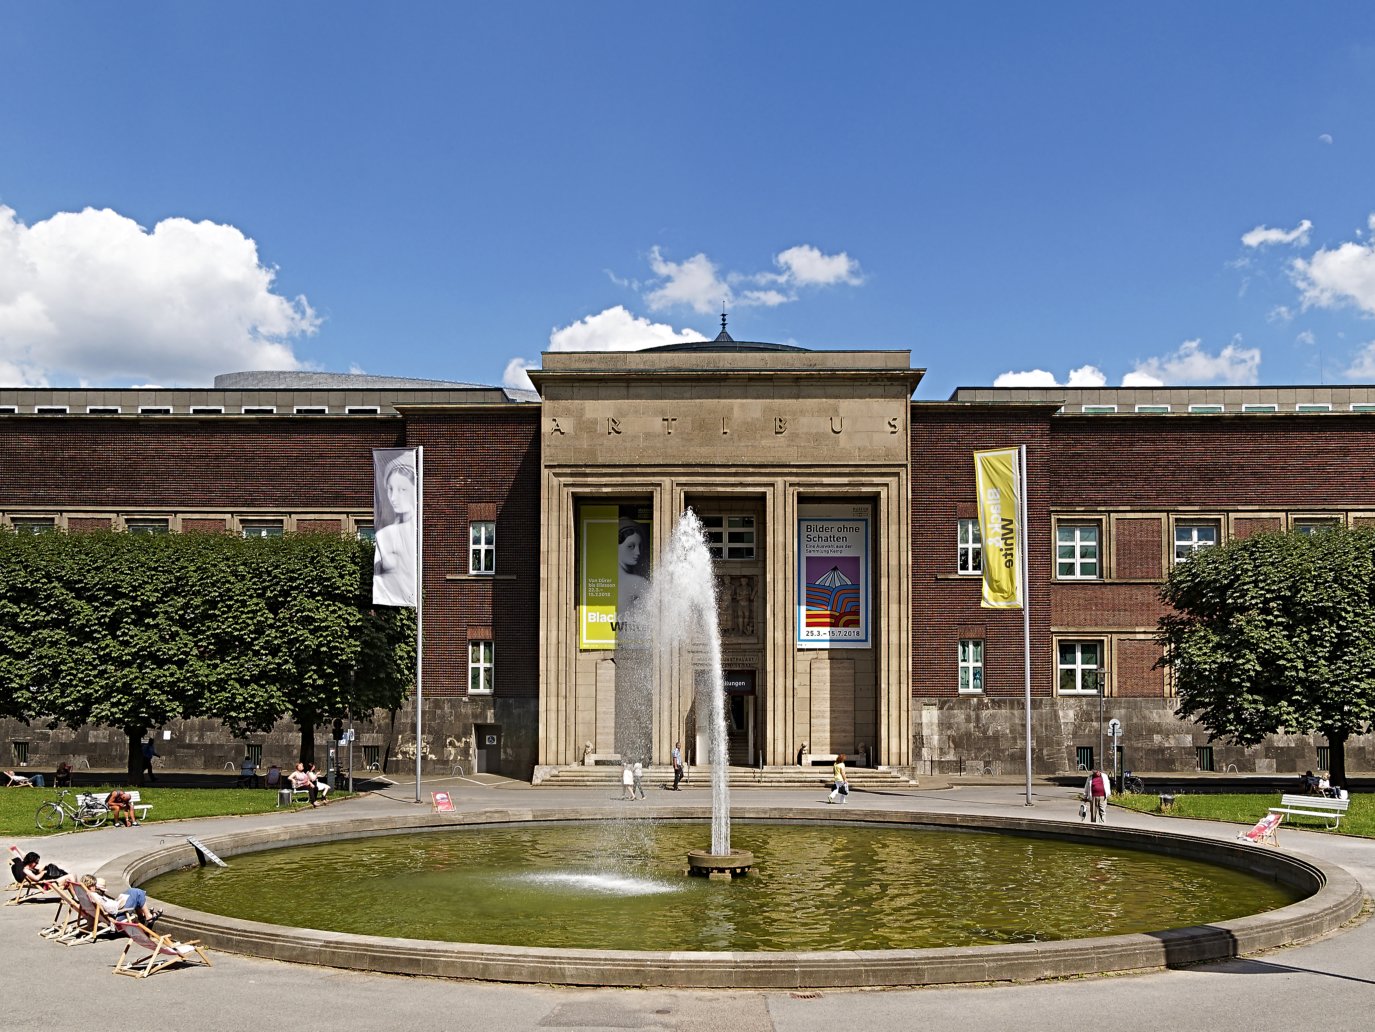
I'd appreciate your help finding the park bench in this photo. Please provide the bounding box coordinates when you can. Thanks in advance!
[1269,793,1349,831]
[78,791,152,823]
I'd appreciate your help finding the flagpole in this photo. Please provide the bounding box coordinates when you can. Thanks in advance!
[1019,444,1033,806]
[414,445,425,804]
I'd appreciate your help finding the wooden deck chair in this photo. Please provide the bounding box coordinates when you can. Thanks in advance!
[112,920,212,977]
[38,880,81,940]
[8,875,59,906]
[1237,811,1283,848]
[59,882,130,945]
[3,770,34,787]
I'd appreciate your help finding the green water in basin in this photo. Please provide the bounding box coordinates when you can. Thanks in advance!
[145,821,1301,951]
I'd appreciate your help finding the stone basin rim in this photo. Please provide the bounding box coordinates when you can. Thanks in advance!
[102,805,1366,990]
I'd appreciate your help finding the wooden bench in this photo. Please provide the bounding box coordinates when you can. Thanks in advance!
[1269,793,1349,830]
[78,791,152,823]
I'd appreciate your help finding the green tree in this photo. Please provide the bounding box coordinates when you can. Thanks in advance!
[1159,527,1375,784]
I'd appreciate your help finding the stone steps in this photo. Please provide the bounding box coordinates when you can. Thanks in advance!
[534,765,918,789]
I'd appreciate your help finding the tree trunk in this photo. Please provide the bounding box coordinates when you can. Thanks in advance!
[125,729,143,785]
[297,722,316,766]
[1327,730,1348,786]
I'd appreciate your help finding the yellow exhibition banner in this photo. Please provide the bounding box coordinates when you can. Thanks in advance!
[974,448,1023,609]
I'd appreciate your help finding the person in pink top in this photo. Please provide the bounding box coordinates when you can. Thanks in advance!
[1082,768,1112,823]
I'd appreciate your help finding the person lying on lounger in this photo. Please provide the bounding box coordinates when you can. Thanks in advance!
[3,770,34,787]
[82,875,160,925]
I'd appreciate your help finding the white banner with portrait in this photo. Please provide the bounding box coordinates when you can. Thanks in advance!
[372,448,419,608]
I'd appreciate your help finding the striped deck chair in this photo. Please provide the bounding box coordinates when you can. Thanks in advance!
[1237,811,1282,847]
[112,920,212,977]
[58,882,131,945]
[38,880,81,940]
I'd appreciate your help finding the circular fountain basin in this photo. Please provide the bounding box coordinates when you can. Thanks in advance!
[110,806,1363,988]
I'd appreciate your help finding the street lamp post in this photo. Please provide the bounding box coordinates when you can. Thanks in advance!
[1096,665,1106,773]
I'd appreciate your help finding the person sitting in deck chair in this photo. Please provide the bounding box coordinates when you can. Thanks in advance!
[3,770,33,787]
[83,875,160,926]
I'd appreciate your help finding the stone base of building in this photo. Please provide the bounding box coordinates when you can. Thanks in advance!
[913,696,1373,776]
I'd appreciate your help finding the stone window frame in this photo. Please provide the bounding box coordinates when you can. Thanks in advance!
[468,639,494,694]
[1170,515,1223,565]
[1053,517,1103,580]
[1291,513,1344,536]
[239,518,286,539]
[86,405,122,414]
[958,638,984,694]
[124,517,171,536]
[956,517,982,575]
[8,515,58,534]
[701,513,757,561]
[1056,637,1105,696]
[469,520,496,575]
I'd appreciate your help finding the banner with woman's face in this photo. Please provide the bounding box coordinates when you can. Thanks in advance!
[372,448,419,608]
[579,503,652,649]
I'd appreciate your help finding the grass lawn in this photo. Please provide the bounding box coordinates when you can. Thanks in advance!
[1114,790,1374,838]
[0,786,350,840]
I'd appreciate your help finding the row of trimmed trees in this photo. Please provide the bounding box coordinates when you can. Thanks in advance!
[0,529,414,781]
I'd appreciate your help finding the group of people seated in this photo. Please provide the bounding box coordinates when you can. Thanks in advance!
[9,848,160,925]
[1299,770,1342,798]
[5,762,73,788]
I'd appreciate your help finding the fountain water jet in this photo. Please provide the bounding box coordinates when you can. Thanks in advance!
[619,508,752,877]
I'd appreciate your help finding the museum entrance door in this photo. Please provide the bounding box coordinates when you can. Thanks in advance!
[724,670,755,766]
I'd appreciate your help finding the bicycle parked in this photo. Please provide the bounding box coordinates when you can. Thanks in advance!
[1118,771,1145,794]
[35,788,109,830]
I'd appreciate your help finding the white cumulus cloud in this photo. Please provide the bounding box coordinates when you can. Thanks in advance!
[1344,341,1375,379]
[1126,339,1261,385]
[1241,219,1312,249]
[502,305,705,392]
[1291,220,1375,314]
[1319,133,1334,145]
[0,204,318,386]
[639,244,863,314]
[992,365,1106,388]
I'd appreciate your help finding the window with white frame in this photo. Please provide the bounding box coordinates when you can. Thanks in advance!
[469,521,496,574]
[1058,640,1103,695]
[1174,521,1218,562]
[468,640,494,693]
[241,519,284,538]
[1056,522,1100,579]
[958,639,984,693]
[356,522,375,542]
[701,515,756,560]
[957,518,982,574]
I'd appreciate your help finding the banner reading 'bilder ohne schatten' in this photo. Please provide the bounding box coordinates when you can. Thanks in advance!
[797,504,870,649]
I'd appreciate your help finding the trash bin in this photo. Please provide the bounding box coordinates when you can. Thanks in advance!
[277,788,292,808]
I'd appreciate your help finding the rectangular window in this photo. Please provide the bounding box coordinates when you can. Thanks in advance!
[346,406,380,415]
[1316,745,1330,770]
[1056,523,1100,579]
[469,521,496,574]
[957,518,982,574]
[11,741,28,766]
[1349,403,1375,413]
[189,406,224,415]
[468,640,494,694]
[86,406,121,414]
[1134,404,1170,414]
[1075,745,1094,772]
[10,517,55,534]
[1295,518,1340,536]
[1174,521,1218,563]
[1242,404,1277,413]
[1058,640,1102,695]
[1196,745,1215,772]
[241,406,276,415]
[245,743,262,767]
[1188,404,1224,414]
[126,518,170,535]
[293,405,328,415]
[34,405,69,414]
[1295,403,1331,413]
[958,639,984,693]
[241,519,284,538]
[138,406,172,415]
[362,744,381,770]
[1081,404,1117,414]
[0,406,16,414]
[701,515,756,560]
[356,522,375,542]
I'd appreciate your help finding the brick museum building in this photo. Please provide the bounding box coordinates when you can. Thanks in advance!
[2,332,1373,780]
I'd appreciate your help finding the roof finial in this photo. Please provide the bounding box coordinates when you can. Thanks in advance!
[714,304,734,342]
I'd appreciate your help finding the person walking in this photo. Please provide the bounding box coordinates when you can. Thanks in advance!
[1083,768,1112,822]
[620,762,636,800]
[632,760,646,800]
[828,753,849,803]
[671,742,684,791]
[140,738,159,783]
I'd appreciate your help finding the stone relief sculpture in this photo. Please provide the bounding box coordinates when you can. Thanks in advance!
[714,575,757,637]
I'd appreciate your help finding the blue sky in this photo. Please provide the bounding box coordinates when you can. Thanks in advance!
[3,4,1375,397]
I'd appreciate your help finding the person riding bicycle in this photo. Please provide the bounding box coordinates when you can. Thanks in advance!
[106,789,138,827]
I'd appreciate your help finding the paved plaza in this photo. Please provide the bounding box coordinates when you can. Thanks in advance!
[3,776,1372,1032]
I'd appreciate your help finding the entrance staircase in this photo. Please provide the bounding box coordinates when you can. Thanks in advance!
[534,764,919,790]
